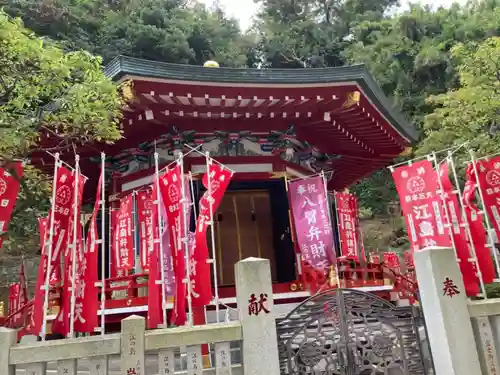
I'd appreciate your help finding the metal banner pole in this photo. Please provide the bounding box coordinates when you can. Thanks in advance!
[100,153,106,334]
[69,155,80,338]
[154,152,168,327]
[447,152,486,297]
[179,153,193,326]
[205,153,220,323]
[41,153,60,340]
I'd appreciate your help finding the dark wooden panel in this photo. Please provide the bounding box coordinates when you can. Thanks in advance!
[253,193,277,281]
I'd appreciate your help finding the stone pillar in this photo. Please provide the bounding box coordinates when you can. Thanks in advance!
[414,246,481,375]
[0,327,16,375]
[235,257,280,375]
[121,315,146,375]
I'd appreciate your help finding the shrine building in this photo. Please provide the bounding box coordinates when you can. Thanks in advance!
[33,56,418,327]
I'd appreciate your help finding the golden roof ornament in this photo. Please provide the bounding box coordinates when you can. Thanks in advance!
[342,91,360,108]
[399,147,413,157]
[203,60,220,68]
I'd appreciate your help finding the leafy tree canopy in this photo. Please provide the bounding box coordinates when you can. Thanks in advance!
[3,0,254,66]
[2,0,500,253]
[0,10,125,254]
[418,36,500,159]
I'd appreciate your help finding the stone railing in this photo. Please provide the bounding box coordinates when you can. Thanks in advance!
[1,316,241,375]
[0,258,281,375]
[414,246,500,375]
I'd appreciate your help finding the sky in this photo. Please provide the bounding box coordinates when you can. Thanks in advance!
[199,0,468,31]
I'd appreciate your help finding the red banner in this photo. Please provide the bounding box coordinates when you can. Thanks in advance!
[159,164,187,326]
[109,209,120,277]
[49,166,76,266]
[392,160,450,252]
[335,192,359,259]
[190,162,233,307]
[53,169,86,336]
[27,217,49,335]
[8,283,23,325]
[8,260,29,326]
[114,194,134,271]
[0,162,23,248]
[147,184,163,329]
[74,171,103,332]
[439,163,482,296]
[463,164,495,285]
[137,189,155,271]
[289,176,335,272]
[475,157,500,243]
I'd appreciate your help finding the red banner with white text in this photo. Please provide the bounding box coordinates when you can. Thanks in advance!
[463,164,496,285]
[114,194,134,271]
[109,209,121,277]
[159,164,187,326]
[438,163,487,296]
[137,189,156,272]
[53,169,86,336]
[289,176,335,273]
[335,192,360,259]
[8,283,23,324]
[74,170,103,332]
[392,160,450,252]
[474,157,500,243]
[147,185,163,329]
[26,217,48,335]
[50,166,76,266]
[190,162,233,307]
[0,162,23,249]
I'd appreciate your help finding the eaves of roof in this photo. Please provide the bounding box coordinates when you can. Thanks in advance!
[104,55,419,142]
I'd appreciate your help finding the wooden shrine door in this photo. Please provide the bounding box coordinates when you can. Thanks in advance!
[212,190,277,286]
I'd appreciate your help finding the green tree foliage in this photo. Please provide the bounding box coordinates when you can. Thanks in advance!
[0,10,125,254]
[253,0,398,68]
[419,37,500,158]
[344,2,500,216]
[3,0,500,253]
[3,0,253,66]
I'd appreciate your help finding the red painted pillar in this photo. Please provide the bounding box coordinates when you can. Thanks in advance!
[192,306,210,367]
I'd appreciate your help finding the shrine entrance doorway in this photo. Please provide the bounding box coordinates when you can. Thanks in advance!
[276,289,429,375]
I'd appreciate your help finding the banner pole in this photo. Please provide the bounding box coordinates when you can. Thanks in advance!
[41,153,60,340]
[468,148,500,278]
[100,153,106,334]
[179,153,193,326]
[69,155,80,338]
[205,152,220,323]
[321,171,340,287]
[154,152,168,327]
[447,152,487,298]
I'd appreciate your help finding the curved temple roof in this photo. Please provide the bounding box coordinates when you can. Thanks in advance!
[105,56,418,143]
[39,55,416,192]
